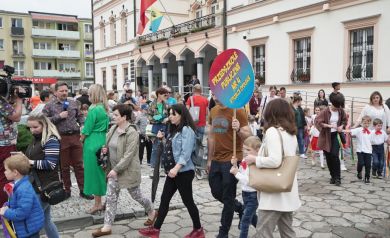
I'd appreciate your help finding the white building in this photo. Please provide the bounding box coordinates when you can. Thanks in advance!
[93,0,189,93]
[227,0,390,99]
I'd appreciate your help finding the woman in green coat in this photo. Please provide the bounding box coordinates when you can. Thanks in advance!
[81,84,109,214]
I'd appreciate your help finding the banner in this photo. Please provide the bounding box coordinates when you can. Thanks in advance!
[209,49,255,109]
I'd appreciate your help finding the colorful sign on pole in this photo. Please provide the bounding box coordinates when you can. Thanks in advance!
[209,49,255,109]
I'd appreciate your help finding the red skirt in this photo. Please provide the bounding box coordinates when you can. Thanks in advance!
[311,137,319,151]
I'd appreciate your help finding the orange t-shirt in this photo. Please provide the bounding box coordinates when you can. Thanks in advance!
[30,96,41,110]
[208,105,248,162]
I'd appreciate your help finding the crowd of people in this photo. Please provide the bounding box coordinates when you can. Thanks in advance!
[0,77,389,238]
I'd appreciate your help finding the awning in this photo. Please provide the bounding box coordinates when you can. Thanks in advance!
[31,13,78,23]
[13,77,58,84]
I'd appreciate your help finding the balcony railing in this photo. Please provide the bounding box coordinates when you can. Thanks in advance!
[84,51,93,58]
[12,51,25,58]
[137,13,221,46]
[11,27,24,36]
[290,69,311,83]
[32,28,80,40]
[33,69,81,78]
[32,49,80,58]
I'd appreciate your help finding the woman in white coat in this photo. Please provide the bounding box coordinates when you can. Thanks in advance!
[245,98,301,238]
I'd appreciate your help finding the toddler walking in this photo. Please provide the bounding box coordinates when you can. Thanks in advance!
[230,136,261,238]
[371,118,389,179]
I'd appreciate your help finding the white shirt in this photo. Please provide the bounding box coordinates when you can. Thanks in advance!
[310,114,320,137]
[330,111,339,132]
[255,127,301,212]
[370,129,388,145]
[350,127,372,153]
[358,104,390,129]
[235,161,256,192]
[249,122,259,136]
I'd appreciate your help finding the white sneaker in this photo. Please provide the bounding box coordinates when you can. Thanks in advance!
[300,154,307,159]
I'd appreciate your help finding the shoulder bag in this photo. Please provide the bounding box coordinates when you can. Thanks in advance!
[31,168,66,205]
[189,96,200,123]
[248,129,300,193]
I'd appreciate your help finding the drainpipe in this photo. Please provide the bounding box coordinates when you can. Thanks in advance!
[223,0,227,50]
[91,0,96,84]
[133,0,137,37]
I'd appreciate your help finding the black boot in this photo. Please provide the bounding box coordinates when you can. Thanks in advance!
[335,179,341,186]
[364,177,370,184]
[329,178,335,184]
[357,172,362,180]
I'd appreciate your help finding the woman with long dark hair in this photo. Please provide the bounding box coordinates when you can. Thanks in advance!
[315,93,347,186]
[139,104,205,238]
[314,89,328,108]
[245,99,301,237]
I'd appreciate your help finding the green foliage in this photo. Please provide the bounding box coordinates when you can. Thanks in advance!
[16,124,33,153]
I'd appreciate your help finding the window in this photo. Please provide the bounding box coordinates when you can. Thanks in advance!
[0,17,3,28]
[102,70,106,90]
[112,68,117,90]
[33,21,51,29]
[122,17,128,43]
[34,62,52,70]
[195,9,202,28]
[12,40,23,55]
[84,24,92,33]
[59,43,75,51]
[103,27,107,47]
[13,61,24,76]
[210,0,218,25]
[85,43,93,56]
[123,67,128,81]
[11,18,23,27]
[59,63,76,72]
[110,22,117,46]
[347,27,373,81]
[33,42,51,50]
[252,45,265,83]
[58,23,75,31]
[85,62,93,77]
[0,39,3,50]
[291,37,311,83]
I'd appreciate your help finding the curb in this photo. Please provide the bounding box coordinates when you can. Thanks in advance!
[54,204,186,231]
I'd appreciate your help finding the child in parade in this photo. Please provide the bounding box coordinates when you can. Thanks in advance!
[248,115,260,137]
[371,118,389,179]
[304,108,312,154]
[230,136,261,238]
[0,154,44,238]
[347,116,373,183]
[310,106,325,168]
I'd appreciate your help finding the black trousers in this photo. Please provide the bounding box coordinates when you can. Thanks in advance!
[139,134,152,164]
[323,132,341,180]
[209,160,243,235]
[154,170,201,230]
[357,152,372,179]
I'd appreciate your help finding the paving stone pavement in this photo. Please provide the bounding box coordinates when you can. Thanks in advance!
[41,157,390,238]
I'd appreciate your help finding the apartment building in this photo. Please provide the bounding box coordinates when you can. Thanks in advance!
[226,0,390,98]
[0,10,93,92]
[93,0,223,96]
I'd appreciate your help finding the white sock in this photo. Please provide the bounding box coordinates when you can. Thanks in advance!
[319,151,324,166]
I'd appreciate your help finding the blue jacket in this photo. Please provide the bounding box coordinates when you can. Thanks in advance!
[4,176,44,238]
[172,126,196,173]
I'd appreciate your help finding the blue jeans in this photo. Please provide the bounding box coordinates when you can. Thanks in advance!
[297,128,305,155]
[36,194,59,238]
[196,126,205,142]
[150,139,162,168]
[372,144,385,176]
[239,191,258,238]
[208,160,242,236]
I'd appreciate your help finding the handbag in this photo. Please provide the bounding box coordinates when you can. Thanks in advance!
[248,129,300,193]
[31,169,66,205]
[161,136,176,173]
[189,96,200,123]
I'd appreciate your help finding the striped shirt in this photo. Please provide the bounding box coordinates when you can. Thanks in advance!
[33,136,60,170]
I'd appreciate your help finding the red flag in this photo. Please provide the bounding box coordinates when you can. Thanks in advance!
[137,0,156,35]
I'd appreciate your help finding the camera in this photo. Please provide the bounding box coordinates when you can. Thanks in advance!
[0,65,32,99]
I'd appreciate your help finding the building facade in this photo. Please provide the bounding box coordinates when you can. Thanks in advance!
[0,10,93,92]
[226,0,390,98]
[93,0,224,97]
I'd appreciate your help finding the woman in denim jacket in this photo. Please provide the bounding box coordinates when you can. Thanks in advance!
[139,104,205,238]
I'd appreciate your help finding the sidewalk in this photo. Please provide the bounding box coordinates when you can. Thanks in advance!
[51,159,390,237]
